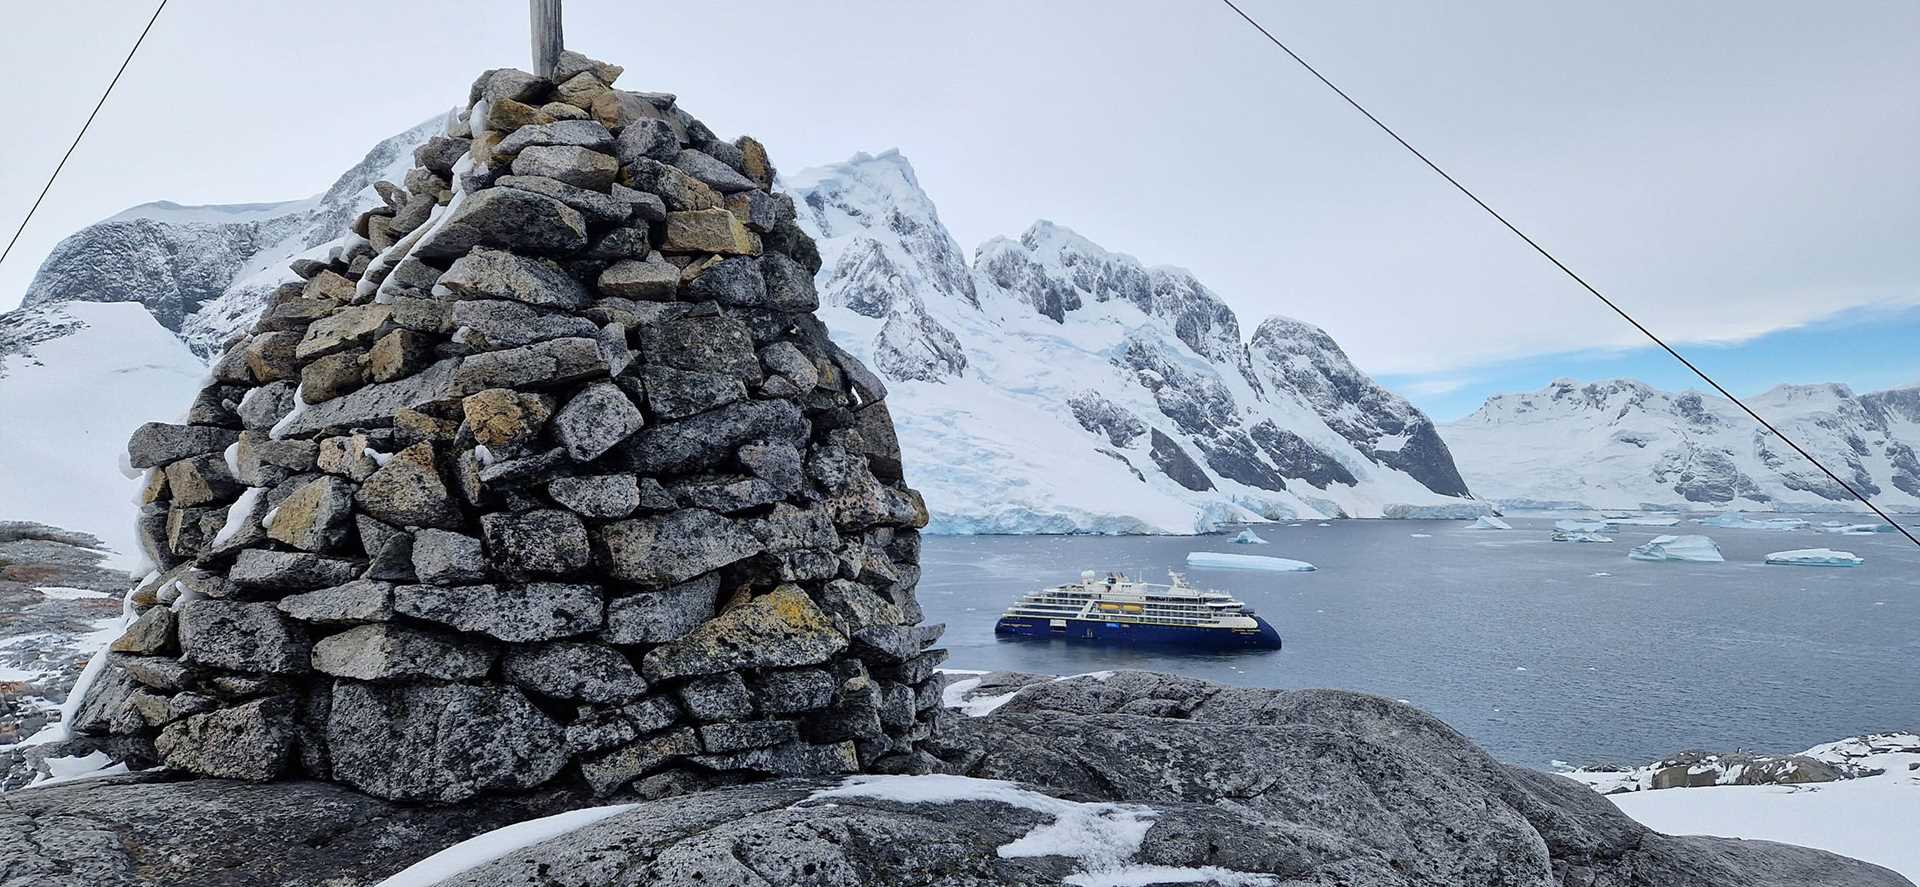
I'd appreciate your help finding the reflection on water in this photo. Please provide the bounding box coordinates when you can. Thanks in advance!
[917,518,1920,766]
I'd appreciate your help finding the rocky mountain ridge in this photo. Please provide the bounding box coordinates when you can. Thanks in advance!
[789,150,1482,530]
[1442,377,1920,512]
[9,135,1483,535]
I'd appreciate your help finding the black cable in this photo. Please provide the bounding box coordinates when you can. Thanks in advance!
[0,1,169,272]
[1217,0,1918,547]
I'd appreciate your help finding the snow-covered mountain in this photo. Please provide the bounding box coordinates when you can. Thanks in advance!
[20,116,442,356]
[2,127,1483,540]
[789,150,1480,532]
[0,301,204,563]
[1442,378,1920,512]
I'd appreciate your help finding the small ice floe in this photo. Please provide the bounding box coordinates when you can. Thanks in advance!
[1604,515,1681,527]
[1822,523,1892,536]
[1589,571,1612,577]
[1551,529,1614,543]
[1554,519,1608,532]
[1466,515,1513,530]
[1627,534,1724,563]
[1764,548,1863,568]
[1316,522,1332,527]
[1186,551,1315,573]
[1231,528,1270,545]
[1409,533,1432,538]
[1696,513,1810,531]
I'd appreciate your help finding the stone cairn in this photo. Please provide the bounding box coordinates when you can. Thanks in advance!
[70,51,945,802]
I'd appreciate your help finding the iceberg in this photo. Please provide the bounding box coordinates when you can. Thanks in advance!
[1765,548,1863,568]
[1231,528,1270,545]
[1821,523,1893,535]
[1603,515,1681,527]
[1627,534,1724,563]
[1466,515,1513,530]
[1697,513,1811,531]
[1554,519,1608,532]
[1551,530,1614,543]
[1381,502,1495,519]
[1185,551,1316,573]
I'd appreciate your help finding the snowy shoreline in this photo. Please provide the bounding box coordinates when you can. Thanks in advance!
[1560,733,1920,882]
[944,669,1920,883]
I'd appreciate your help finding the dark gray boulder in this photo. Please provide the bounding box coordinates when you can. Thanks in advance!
[496,119,615,155]
[414,187,589,260]
[153,696,296,781]
[601,571,719,644]
[481,509,592,577]
[437,247,590,309]
[552,382,643,461]
[311,623,495,681]
[393,582,603,642]
[638,364,746,420]
[325,681,569,802]
[546,474,641,519]
[502,641,647,703]
[176,600,310,674]
[641,585,847,681]
[410,528,488,584]
[450,298,599,348]
[594,508,764,586]
[127,423,239,470]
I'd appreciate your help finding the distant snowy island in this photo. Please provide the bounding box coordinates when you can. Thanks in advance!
[1442,378,1920,515]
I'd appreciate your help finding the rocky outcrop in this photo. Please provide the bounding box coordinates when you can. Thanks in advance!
[0,522,128,786]
[5,673,1907,887]
[64,52,940,801]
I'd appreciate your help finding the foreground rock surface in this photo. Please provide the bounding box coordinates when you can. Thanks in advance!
[6,674,1907,887]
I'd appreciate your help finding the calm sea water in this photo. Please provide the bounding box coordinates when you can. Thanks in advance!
[918,517,1920,768]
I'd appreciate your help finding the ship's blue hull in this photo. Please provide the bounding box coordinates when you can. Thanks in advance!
[994,615,1282,650]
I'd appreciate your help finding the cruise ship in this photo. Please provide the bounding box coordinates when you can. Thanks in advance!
[994,571,1282,650]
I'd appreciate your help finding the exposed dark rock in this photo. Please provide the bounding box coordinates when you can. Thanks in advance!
[311,623,494,681]
[393,582,603,643]
[595,509,764,586]
[437,247,590,309]
[642,585,847,681]
[326,681,568,802]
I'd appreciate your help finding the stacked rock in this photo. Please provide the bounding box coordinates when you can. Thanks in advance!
[70,51,944,802]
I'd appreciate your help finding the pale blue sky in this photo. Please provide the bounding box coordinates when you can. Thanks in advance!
[1,0,1915,413]
[1387,304,1920,422]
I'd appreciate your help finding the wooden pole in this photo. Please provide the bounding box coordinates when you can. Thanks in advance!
[531,0,564,79]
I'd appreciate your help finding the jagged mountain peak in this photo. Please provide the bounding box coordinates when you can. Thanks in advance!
[975,218,1245,369]
[789,149,977,319]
